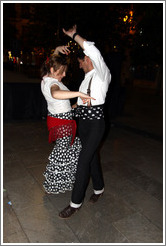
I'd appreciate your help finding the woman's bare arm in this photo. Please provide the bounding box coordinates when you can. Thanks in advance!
[51,84,95,101]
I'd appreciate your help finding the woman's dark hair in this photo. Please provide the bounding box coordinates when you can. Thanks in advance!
[40,54,68,78]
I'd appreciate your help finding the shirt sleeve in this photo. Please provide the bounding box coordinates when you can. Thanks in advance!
[83,41,111,82]
[45,79,60,100]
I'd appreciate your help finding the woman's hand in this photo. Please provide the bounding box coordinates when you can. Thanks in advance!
[54,46,70,55]
[62,25,77,38]
[72,103,77,109]
[81,98,91,104]
[79,92,96,104]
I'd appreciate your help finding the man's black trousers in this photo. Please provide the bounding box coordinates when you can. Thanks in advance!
[71,118,105,204]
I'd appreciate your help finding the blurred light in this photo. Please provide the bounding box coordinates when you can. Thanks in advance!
[130,11,133,17]
[123,16,128,22]
[13,57,16,63]
[8,51,12,59]
[114,45,117,49]
[129,26,136,35]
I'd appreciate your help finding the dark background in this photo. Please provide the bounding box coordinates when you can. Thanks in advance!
[3,2,163,123]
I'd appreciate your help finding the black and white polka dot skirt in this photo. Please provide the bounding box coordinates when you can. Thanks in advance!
[43,111,82,194]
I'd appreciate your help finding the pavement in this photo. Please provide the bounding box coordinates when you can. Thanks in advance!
[2,69,164,244]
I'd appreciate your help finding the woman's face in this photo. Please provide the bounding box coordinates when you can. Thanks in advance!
[50,65,67,81]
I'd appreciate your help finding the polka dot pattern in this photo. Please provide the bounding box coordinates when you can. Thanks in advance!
[73,105,104,120]
[43,136,81,194]
[43,111,82,194]
[48,111,73,120]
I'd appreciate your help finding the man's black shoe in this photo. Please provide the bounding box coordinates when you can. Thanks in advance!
[59,205,80,219]
[89,193,103,203]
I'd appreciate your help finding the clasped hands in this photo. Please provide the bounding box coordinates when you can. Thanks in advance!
[54,25,77,56]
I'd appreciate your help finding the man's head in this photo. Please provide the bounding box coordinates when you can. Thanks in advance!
[77,50,94,74]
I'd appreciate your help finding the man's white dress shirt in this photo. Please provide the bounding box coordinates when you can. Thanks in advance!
[77,41,111,106]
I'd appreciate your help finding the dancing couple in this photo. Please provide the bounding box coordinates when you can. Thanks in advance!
[41,25,111,218]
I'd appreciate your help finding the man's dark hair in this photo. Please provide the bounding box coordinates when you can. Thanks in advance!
[76,49,85,60]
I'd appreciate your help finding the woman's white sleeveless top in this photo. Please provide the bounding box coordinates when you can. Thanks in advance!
[41,76,71,114]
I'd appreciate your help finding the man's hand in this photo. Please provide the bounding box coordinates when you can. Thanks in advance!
[63,25,77,39]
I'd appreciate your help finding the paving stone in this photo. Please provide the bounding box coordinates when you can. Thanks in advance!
[48,187,132,243]
[3,121,163,243]
[3,195,30,243]
[113,212,163,243]
[58,201,129,243]
[87,192,136,222]
[101,129,163,183]
[4,164,49,211]
[4,159,28,184]
[3,231,30,244]
[27,164,46,186]
[13,203,79,243]
[104,170,163,229]
[105,160,163,200]
[16,149,50,167]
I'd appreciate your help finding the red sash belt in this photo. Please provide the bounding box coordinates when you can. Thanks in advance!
[47,116,77,145]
